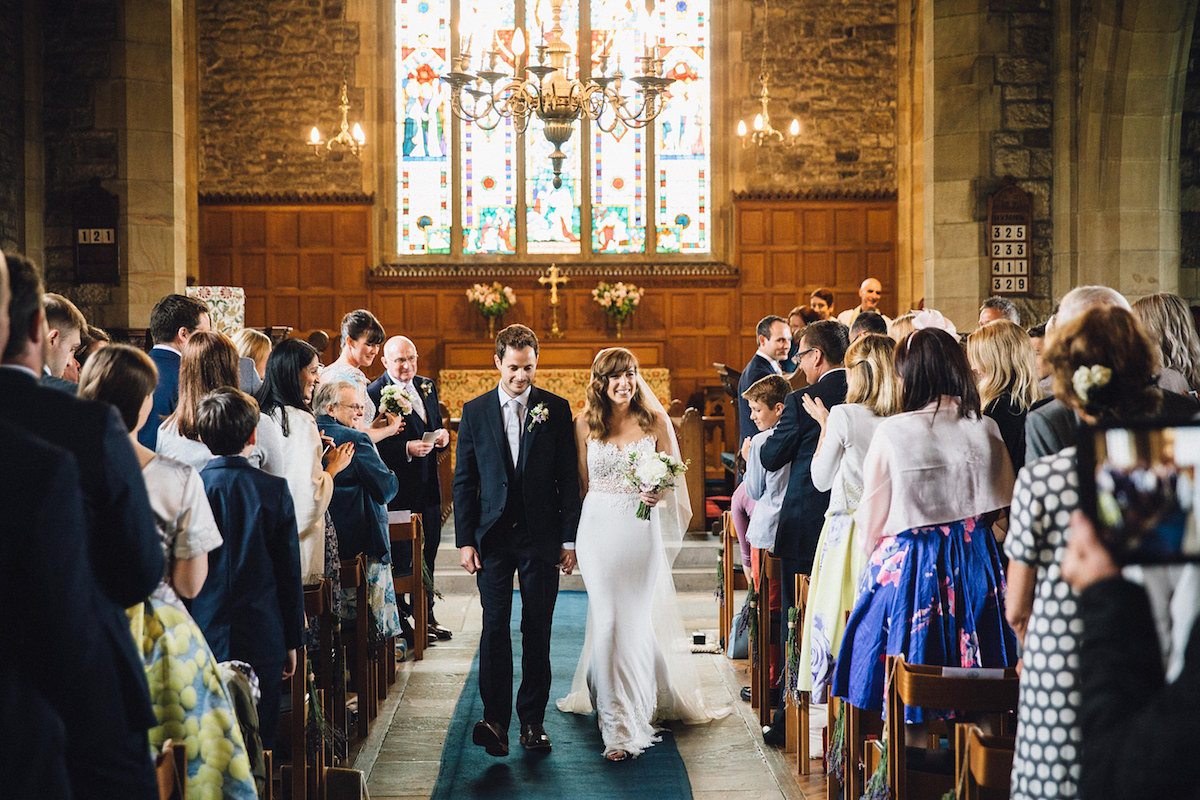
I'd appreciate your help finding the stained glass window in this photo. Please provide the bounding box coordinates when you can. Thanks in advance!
[396,0,452,254]
[395,0,710,257]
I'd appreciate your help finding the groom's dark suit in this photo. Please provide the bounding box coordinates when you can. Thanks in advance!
[453,384,581,732]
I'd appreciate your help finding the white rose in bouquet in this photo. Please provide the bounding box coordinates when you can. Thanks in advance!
[624,449,688,520]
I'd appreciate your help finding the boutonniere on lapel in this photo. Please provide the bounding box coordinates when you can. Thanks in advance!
[419,380,434,398]
[527,402,549,432]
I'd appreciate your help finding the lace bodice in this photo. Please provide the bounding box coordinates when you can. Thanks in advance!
[586,435,656,494]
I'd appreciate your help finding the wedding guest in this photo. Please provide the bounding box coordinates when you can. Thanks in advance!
[234,328,272,381]
[759,319,849,744]
[739,374,793,702]
[315,380,403,639]
[968,319,1042,469]
[75,324,110,370]
[321,309,404,445]
[0,252,101,800]
[256,337,353,584]
[836,278,891,328]
[0,252,162,799]
[139,293,211,449]
[42,292,86,382]
[979,295,1021,326]
[1027,322,1052,396]
[1132,292,1200,395]
[799,333,900,704]
[156,330,285,476]
[738,315,791,446]
[848,310,888,342]
[809,288,835,320]
[780,306,821,374]
[367,335,453,642]
[78,344,258,799]
[1025,286,1198,462]
[832,322,1016,728]
[888,311,916,342]
[1005,306,1181,800]
[192,388,305,752]
[1061,512,1200,800]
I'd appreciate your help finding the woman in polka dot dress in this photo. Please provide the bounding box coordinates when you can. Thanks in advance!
[1005,306,1174,800]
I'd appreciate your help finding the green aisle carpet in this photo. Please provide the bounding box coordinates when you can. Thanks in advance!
[430,590,694,799]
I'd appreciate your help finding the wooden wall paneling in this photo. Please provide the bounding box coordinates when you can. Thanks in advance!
[268,211,299,248]
[242,253,267,289]
[240,211,266,247]
[203,208,233,247]
[203,253,232,285]
[270,253,299,289]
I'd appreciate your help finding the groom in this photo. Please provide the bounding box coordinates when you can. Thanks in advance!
[454,324,582,757]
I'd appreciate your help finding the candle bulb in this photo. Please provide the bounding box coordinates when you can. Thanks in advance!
[512,26,526,72]
[789,118,800,137]
[737,119,747,137]
[309,126,321,145]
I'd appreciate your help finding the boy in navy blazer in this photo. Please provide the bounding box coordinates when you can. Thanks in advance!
[191,388,304,751]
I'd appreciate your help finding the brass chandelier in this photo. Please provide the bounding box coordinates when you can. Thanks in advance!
[442,0,674,189]
[736,0,798,148]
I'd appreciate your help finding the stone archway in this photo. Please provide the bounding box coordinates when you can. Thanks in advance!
[1054,0,1199,301]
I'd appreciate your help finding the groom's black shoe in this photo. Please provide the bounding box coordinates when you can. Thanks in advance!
[472,720,509,757]
[519,723,552,751]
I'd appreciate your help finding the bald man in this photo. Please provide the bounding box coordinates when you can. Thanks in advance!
[836,278,892,328]
[367,336,453,641]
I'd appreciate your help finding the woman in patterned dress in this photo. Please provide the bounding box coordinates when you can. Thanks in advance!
[1006,306,1171,800]
[831,323,1018,724]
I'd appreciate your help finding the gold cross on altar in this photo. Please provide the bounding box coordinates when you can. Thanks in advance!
[537,264,569,338]
[537,264,569,305]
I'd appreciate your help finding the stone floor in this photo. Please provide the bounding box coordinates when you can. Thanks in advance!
[354,590,829,800]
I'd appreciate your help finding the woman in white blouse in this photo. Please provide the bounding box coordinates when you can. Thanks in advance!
[319,309,403,444]
[797,333,900,702]
[155,331,285,476]
[255,338,354,584]
[831,324,1018,726]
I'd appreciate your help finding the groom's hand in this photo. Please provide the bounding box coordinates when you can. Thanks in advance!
[460,546,483,574]
[558,548,577,575]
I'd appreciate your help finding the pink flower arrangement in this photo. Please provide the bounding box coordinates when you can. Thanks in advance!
[466,281,517,318]
[591,281,645,322]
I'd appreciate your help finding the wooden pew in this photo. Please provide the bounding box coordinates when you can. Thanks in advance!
[718,509,749,650]
[885,657,1019,800]
[303,579,336,752]
[755,551,782,728]
[389,512,428,664]
[785,574,811,774]
[670,407,705,531]
[841,698,883,800]
[339,555,371,743]
[281,643,309,800]
[155,740,186,800]
[955,724,1016,800]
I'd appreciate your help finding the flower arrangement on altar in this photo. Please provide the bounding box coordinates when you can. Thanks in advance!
[591,281,645,338]
[466,281,517,337]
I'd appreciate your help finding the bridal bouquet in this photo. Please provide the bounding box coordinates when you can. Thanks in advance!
[466,281,517,318]
[624,450,688,520]
[379,384,414,416]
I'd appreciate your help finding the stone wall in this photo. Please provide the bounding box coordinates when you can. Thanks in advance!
[1181,16,1200,300]
[734,0,898,192]
[986,0,1054,325]
[41,0,120,296]
[197,0,363,194]
[0,0,22,253]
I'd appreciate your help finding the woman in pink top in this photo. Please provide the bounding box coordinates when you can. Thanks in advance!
[831,326,1018,723]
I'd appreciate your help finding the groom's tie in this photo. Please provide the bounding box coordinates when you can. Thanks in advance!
[506,397,523,467]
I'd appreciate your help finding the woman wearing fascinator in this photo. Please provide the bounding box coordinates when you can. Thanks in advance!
[557,347,727,761]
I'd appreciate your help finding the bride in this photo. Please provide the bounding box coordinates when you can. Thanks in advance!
[557,347,726,761]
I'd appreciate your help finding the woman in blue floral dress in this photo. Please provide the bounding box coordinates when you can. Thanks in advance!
[831,324,1019,722]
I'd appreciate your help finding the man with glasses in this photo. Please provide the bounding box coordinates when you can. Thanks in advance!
[369,335,454,643]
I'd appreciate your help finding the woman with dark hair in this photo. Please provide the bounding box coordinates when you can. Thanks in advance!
[257,337,354,584]
[557,347,726,760]
[810,288,835,320]
[831,321,1017,725]
[155,331,285,476]
[79,344,258,800]
[320,309,403,444]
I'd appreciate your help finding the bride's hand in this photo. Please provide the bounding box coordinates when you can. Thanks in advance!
[639,489,665,508]
[558,548,577,575]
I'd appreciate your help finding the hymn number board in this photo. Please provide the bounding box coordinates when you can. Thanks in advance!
[987,184,1033,296]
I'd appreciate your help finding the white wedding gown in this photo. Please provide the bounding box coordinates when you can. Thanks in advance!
[557,434,727,757]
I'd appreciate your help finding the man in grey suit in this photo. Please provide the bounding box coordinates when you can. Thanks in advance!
[1025,285,1200,463]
